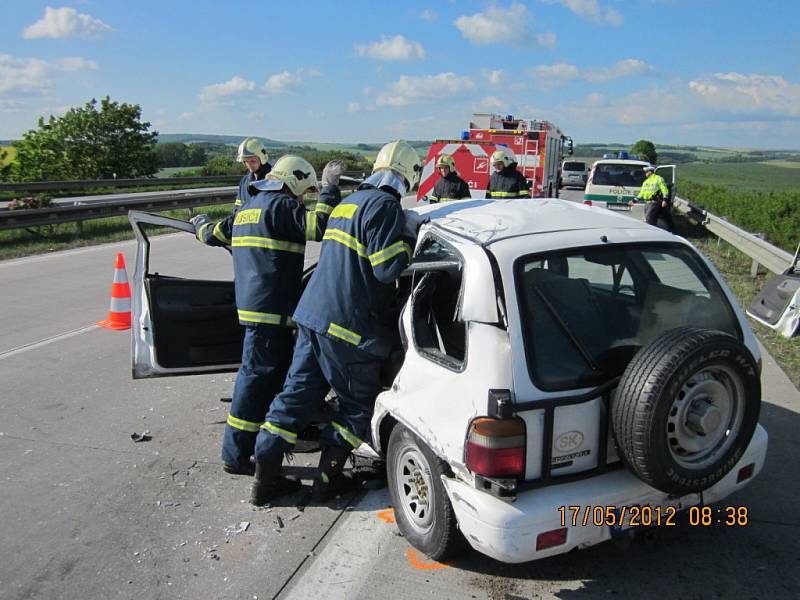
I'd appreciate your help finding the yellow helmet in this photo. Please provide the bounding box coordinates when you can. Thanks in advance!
[266,155,318,197]
[491,148,515,168]
[436,154,456,170]
[373,140,422,189]
[236,137,269,165]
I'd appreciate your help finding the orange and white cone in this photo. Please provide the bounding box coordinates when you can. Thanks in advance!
[97,252,132,330]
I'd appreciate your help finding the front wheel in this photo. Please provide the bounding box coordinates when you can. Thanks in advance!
[386,425,466,560]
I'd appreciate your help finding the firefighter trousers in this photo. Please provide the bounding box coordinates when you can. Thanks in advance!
[254,324,382,461]
[222,326,294,469]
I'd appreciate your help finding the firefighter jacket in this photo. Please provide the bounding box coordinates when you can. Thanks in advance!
[234,162,272,211]
[637,173,669,201]
[430,172,471,202]
[196,185,341,329]
[292,185,416,358]
[487,165,531,199]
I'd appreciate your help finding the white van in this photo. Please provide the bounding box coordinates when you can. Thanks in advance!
[559,160,589,189]
[585,155,675,210]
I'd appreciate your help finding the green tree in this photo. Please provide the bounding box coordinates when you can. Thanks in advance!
[13,97,159,181]
[0,148,12,181]
[200,155,243,176]
[186,144,208,166]
[154,142,189,168]
[631,139,658,164]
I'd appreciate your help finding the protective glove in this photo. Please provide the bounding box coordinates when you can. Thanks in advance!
[321,160,347,188]
[401,210,430,241]
[190,214,212,234]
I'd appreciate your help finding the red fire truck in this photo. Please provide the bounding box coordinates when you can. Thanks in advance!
[417,113,573,201]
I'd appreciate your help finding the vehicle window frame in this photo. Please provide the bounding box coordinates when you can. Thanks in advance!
[407,233,469,373]
[513,241,743,392]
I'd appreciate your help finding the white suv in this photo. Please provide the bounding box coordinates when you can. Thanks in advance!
[129,199,767,564]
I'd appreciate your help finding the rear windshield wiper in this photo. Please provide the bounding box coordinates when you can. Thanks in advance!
[532,285,599,372]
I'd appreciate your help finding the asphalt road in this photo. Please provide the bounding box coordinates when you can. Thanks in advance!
[1,195,798,600]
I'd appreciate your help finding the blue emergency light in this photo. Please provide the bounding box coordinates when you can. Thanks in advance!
[461,131,470,140]
[617,151,629,159]
[505,114,514,121]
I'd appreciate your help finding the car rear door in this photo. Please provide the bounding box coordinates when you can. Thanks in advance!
[655,165,676,200]
[129,210,243,378]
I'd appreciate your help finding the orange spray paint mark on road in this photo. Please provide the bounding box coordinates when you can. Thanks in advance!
[405,548,449,570]
[376,508,396,523]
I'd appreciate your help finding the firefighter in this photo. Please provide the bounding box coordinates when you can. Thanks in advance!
[637,165,672,231]
[190,156,345,476]
[429,154,470,203]
[234,137,272,212]
[250,140,426,505]
[486,148,531,199]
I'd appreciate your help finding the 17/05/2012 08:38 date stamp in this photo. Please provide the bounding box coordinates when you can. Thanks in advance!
[558,505,750,528]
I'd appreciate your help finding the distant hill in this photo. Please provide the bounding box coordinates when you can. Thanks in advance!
[156,133,287,147]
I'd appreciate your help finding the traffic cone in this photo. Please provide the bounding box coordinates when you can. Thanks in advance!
[97,252,132,330]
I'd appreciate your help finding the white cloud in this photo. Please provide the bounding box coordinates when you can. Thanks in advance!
[263,68,320,95]
[541,0,623,26]
[475,95,510,112]
[532,59,653,87]
[482,69,506,86]
[199,76,256,105]
[376,72,476,107]
[0,53,96,96]
[454,3,555,48]
[54,57,98,72]
[355,35,426,61]
[23,6,113,39]
[179,111,195,121]
[347,102,362,113]
[419,10,438,21]
[689,72,800,117]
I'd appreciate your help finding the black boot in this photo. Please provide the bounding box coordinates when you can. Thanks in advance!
[249,453,301,506]
[312,446,360,502]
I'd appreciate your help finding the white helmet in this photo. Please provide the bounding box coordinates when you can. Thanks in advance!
[491,148,515,169]
[643,164,656,173]
[236,137,269,165]
[266,155,318,197]
[373,140,422,189]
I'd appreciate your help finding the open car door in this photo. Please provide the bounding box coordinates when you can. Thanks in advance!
[747,247,800,338]
[129,210,244,378]
[655,165,676,201]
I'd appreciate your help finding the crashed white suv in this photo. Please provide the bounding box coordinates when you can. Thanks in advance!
[129,198,767,564]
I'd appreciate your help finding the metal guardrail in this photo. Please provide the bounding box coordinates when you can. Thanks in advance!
[0,176,365,231]
[674,196,794,275]
[0,175,241,193]
[0,171,365,193]
[0,187,237,230]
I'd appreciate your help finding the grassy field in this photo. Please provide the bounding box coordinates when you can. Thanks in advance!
[678,161,800,192]
[1,145,16,165]
[156,166,203,177]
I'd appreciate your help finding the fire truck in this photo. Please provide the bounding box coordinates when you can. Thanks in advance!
[417,113,573,201]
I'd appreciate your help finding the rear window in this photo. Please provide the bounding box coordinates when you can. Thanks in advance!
[563,162,586,171]
[591,163,646,187]
[515,243,740,391]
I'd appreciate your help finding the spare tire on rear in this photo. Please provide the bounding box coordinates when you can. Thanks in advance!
[612,327,760,495]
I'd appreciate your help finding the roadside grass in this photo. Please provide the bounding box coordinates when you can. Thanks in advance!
[675,216,800,390]
[678,161,800,192]
[1,145,16,165]
[0,204,234,260]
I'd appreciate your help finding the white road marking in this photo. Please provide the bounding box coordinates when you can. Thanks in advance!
[279,490,394,600]
[0,324,101,360]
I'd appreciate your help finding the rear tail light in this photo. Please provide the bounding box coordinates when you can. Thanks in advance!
[536,527,568,551]
[584,200,593,206]
[465,417,526,478]
[737,463,755,483]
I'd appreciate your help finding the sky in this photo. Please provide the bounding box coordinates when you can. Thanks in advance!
[1,1,799,149]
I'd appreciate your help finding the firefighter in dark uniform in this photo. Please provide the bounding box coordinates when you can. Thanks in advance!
[486,148,531,199]
[234,137,272,212]
[429,154,470,203]
[250,140,425,504]
[190,156,345,476]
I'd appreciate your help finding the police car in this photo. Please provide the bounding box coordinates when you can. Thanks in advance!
[128,199,767,564]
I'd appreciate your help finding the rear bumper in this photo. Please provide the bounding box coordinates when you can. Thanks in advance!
[442,424,768,563]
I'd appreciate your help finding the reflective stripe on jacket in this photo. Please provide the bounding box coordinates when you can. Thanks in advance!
[637,173,669,201]
[198,185,341,328]
[234,162,272,211]
[487,165,531,199]
[430,172,471,202]
[292,186,415,357]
